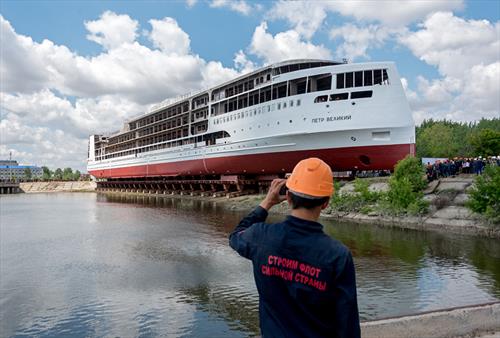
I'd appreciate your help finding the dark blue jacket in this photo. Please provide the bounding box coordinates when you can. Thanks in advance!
[229,206,360,338]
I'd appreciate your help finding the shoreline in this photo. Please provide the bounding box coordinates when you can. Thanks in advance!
[15,179,499,239]
[19,181,96,193]
[360,302,500,338]
[99,189,500,239]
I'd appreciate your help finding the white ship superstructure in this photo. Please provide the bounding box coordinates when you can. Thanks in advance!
[88,59,415,178]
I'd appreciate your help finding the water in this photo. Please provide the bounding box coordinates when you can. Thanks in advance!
[1,193,499,337]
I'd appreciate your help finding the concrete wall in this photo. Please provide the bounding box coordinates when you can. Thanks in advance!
[361,302,500,338]
[20,181,96,193]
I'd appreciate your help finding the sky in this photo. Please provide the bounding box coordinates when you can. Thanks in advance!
[0,0,499,171]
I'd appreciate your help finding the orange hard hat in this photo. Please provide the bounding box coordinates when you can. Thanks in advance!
[286,157,334,197]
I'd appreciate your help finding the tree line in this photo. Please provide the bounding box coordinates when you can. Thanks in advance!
[416,117,500,158]
[40,167,86,181]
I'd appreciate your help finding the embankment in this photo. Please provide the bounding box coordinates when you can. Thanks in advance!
[93,174,498,238]
[20,181,96,193]
[361,302,500,338]
[323,176,500,238]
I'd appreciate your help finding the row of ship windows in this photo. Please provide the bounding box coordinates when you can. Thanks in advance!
[97,131,231,160]
[314,90,373,103]
[102,142,273,160]
[213,99,302,125]
[337,69,388,89]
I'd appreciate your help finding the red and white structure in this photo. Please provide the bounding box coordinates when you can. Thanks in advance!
[87,59,415,179]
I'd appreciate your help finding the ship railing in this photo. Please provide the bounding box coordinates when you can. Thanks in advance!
[150,88,209,114]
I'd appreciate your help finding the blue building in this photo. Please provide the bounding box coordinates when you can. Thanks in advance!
[0,160,43,181]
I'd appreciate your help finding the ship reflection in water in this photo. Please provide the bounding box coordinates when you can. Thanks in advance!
[1,193,499,337]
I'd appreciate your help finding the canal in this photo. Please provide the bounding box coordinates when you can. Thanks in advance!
[1,193,499,337]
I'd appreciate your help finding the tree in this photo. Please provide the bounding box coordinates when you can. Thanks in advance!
[62,168,73,181]
[469,129,500,157]
[53,168,63,180]
[417,123,457,158]
[24,168,32,181]
[42,166,52,181]
[416,118,500,159]
[73,170,81,181]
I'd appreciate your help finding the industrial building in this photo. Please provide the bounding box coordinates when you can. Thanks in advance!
[0,160,43,181]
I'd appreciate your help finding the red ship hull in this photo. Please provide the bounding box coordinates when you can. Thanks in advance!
[89,143,415,179]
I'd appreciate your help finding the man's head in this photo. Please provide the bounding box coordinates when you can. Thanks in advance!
[285,158,334,214]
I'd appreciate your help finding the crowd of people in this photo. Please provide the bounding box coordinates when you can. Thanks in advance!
[426,156,499,182]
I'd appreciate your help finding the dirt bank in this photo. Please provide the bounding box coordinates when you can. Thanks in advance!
[20,181,96,193]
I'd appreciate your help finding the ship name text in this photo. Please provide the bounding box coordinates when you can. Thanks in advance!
[311,115,352,123]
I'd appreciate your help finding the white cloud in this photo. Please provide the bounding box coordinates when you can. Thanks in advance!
[0,90,147,169]
[267,1,328,39]
[268,0,463,39]
[0,16,52,93]
[400,12,500,123]
[400,11,500,78]
[329,24,402,60]
[331,0,464,26]
[0,145,33,164]
[0,13,239,105]
[84,11,139,50]
[185,0,197,8]
[0,12,244,170]
[148,17,191,55]
[209,0,254,16]
[233,50,256,74]
[249,22,331,65]
[0,114,87,169]
[200,61,239,89]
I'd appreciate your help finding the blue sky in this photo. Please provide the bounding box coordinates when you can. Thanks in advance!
[0,0,499,170]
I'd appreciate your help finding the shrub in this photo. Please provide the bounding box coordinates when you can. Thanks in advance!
[386,156,428,215]
[467,165,500,224]
[353,178,380,202]
[392,155,427,192]
[330,180,378,213]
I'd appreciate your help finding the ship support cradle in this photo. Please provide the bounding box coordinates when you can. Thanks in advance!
[96,175,281,198]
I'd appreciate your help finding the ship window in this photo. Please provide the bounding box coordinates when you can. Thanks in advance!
[337,73,344,89]
[296,80,307,94]
[283,102,287,108]
[267,74,271,81]
[277,83,287,98]
[297,99,301,106]
[382,69,389,84]
[278,103,281,109]
[290,100,294,107]
[374,69,383,85]
[355,71,363,87]
[330,93,348,101]
[351,90,373,99]
[316,74,332,91]
[314,95,328,103]
[345,72,353,88]
[364,70,373,86]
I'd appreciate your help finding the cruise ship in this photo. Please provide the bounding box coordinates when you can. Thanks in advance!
[87,59,415,179]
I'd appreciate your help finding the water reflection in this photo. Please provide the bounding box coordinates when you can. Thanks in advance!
[1,193,498,337]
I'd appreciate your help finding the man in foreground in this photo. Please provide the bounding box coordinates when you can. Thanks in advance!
[229,157,360,338]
